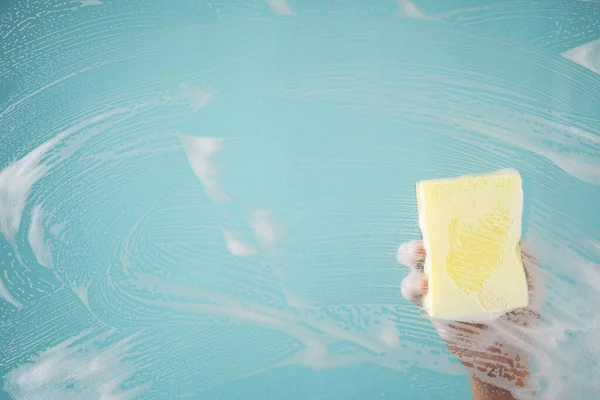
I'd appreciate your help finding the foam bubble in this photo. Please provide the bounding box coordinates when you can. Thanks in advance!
[3,329,144,400]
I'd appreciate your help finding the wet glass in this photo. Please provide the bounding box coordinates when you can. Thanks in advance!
[0,1,599,399]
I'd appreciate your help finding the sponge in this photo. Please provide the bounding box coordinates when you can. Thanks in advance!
[416,169,529,322]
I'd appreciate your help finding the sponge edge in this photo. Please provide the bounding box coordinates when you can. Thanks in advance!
[416,169,529,322]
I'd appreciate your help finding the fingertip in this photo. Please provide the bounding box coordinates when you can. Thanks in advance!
[401,272,427,304]
[397,240,425,269]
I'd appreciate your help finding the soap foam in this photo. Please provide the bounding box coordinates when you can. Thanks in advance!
[0,10,598,400]
[3,329,144,400]
[27,204,54,268]
[179,135,228,202]
[265,0,296,16]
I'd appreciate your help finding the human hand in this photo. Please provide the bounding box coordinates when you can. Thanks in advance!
[398,240,542,397]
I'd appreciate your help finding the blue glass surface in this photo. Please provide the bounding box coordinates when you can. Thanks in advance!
[0,1,599,399]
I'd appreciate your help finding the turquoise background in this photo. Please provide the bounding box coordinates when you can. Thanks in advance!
[0,1,599,399]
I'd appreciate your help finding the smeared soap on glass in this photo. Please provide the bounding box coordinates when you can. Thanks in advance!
[416,169,529,322]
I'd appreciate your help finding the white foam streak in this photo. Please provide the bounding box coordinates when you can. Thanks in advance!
[396,0,432,20]
[3,329,144,400]
[0,109,130,307]
[0,108,131,244]
[221,229,257,256]
[0,141,54,243]
[0,274,22,308]
[178,83,214,113]
[28,204,54,268]
[76,0,103,6]
[539,151,600,185]
[265,0,296,16]
[129,287,457,376]
[522,231,600,398]
[180,135,228,202]
[249,209,279,247]
[379,321,400,348]
[0,72,78,119]
[445,112,600,185]
[71,282,92,312]
[561,38,600,75]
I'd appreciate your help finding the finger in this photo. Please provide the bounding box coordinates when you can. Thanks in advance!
[520,241,538,287]
[519,240,545,312]
[397,240,425,271]
[519,241,535,263]
[401,271,427,305]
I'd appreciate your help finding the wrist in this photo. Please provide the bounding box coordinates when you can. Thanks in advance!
[470,375,519,400]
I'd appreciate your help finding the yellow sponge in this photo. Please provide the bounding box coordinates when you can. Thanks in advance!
[416,169,529,321]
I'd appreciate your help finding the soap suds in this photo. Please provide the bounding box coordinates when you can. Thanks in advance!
[0,107,131,244]
[0,73,79,119]
[180,135,228,202]
[3,329,144,400]
[378,320,400,348]
[222,229,257,256]
[265,0,296,16]
[72,0,104,7]
[28,204,54,268]
[562,39,600,75]
[0,6,598,400]
[249,209,279,248]
[0,272,22,308]
[71,282,92,313]
[0,139,56,244]
[178,83,214,113]
[396,0,434,20]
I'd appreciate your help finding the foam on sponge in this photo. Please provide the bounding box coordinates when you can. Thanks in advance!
[416,169,529,322]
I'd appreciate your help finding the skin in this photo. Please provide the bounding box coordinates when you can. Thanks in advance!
[397,240,542,400]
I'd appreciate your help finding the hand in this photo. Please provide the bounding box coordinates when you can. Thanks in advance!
[398,240,542,399]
